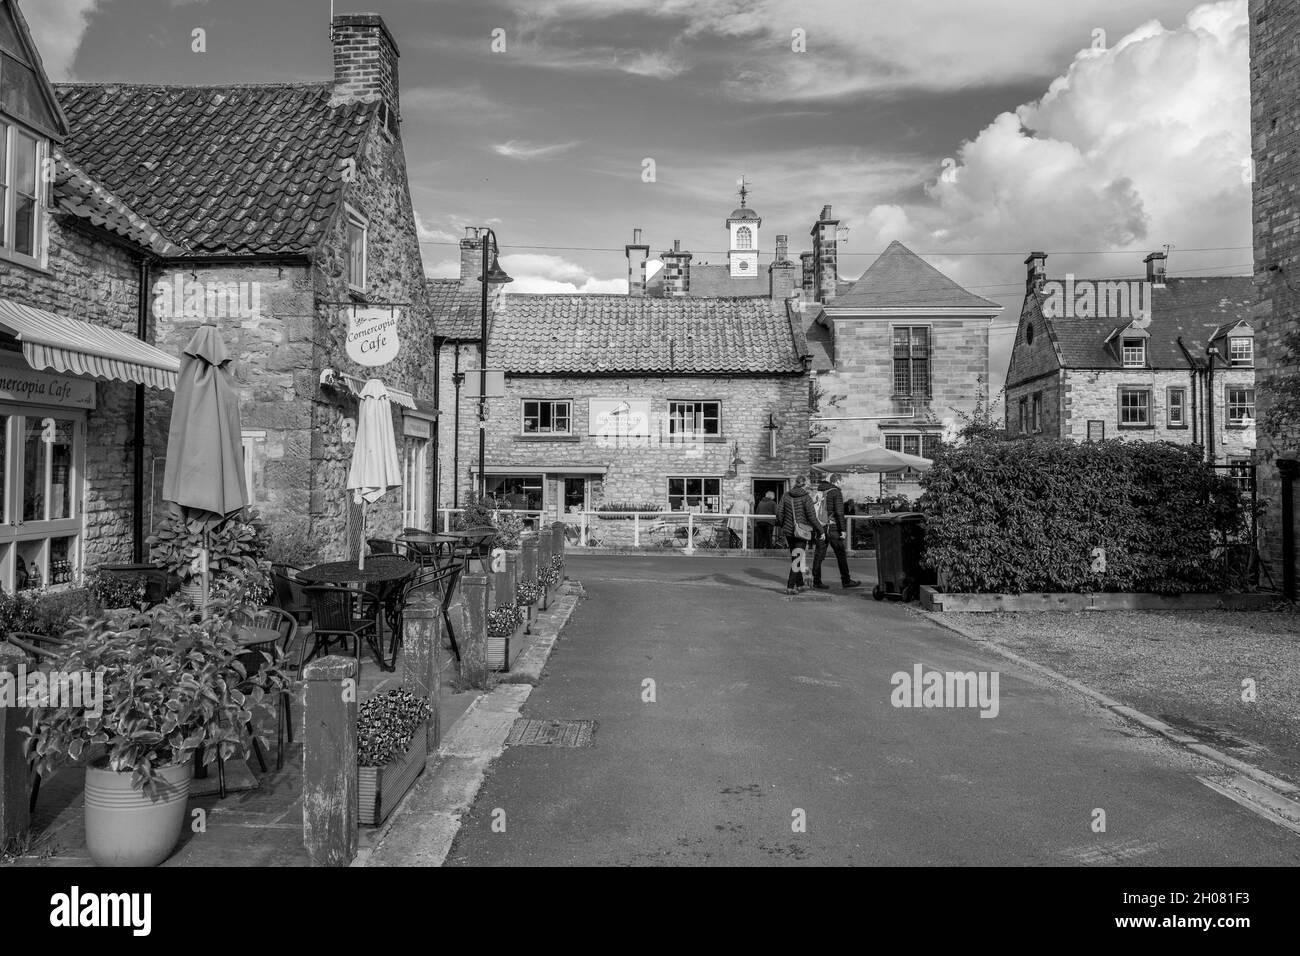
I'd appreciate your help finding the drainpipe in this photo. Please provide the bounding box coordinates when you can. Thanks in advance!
[1205,346,1217,464]
[452,345,463,508]
[1177,337,1199,449]
[1278,458,1298,601]
[133,258,151,562]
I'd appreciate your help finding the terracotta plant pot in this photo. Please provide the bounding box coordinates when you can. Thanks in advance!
[84,761,194,867]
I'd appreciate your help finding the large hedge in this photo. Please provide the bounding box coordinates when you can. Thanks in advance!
[918,440,1246,594]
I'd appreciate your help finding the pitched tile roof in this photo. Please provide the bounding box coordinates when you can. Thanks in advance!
[428,279,482,340]
[1036,276,1256,369]
[488,294,807,374]
[51,149,183,256]
[54,83,374,256]
[831,240,1001,312]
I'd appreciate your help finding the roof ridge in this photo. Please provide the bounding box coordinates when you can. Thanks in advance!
[54,81,333,91]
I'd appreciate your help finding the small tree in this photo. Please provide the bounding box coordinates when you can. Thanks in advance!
[947,376,1007,445]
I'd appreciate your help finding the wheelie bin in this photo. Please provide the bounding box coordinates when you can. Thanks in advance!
[865,512,934,601]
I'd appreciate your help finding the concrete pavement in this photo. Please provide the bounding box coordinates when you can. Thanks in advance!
[445,554,1300,866]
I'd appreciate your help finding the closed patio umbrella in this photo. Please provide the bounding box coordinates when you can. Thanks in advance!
[161,321,248,606]
[347,379,403,570]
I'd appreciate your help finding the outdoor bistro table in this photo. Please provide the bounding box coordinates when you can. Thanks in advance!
[296,556,417,669]
[402,531,494,572]
[397,531,451,566]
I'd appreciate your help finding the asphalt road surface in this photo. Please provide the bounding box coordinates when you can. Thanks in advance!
[445,555,1300,866]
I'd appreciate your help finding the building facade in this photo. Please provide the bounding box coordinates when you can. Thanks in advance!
[1250,0,1300,588]
[0,0,185,593]
[806,239,998,502]
[1004,252,1256,479]
[54,13,437,558]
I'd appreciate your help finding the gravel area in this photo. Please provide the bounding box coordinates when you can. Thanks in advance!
[944,606,1300,785]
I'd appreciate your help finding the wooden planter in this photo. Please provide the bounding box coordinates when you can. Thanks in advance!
[358,726,428,827]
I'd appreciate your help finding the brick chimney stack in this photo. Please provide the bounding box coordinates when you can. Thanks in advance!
[660,239,692,297]
[332,14,401,127]
[769,234,797,301]
[1144,251,1167,286]
[1025,251,1047,293]
[811,204,839,304]
[460,226,483,283]
[626,228,650,296]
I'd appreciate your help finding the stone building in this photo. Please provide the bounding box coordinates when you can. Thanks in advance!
[803,239,999,502]
[0,0,184,593]
[53,12,437,558]
[434,283,810,533]
[1004,252,1256,480]
[1249,0,1300,589]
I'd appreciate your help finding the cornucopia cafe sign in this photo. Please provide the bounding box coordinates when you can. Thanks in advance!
[345,307,401,367]
[0,354,96,409]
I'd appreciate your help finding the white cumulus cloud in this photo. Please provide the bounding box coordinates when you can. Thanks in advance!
[21,0,101,81]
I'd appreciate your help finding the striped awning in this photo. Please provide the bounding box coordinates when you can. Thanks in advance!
[340,372,416,410]
[0,299,179,390]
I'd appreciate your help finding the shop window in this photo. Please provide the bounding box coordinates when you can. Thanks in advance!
[667,477,722,513]
[485,474,543,511]
[0,410,84,593]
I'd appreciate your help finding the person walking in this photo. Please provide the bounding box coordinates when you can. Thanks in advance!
[754,490,778,549]
[812,472,862,591]
[778,476,822,594]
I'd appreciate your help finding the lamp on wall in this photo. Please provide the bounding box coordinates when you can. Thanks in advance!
[765,413,779,458]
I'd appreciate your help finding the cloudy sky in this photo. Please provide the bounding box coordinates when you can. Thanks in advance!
[29,0,1252,386]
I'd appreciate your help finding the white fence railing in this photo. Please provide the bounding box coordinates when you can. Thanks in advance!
[433,509,880,552]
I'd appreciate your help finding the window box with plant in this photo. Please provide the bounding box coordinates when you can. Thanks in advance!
[357,688,432,826]
[23,588,288,866]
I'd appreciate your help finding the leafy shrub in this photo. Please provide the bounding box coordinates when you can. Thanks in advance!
[148,509,268,583]
[0,588,39,636]
[84,570,153,611]
[0,588,103,638]
[919,440,1246,594]
[454,496,496,532]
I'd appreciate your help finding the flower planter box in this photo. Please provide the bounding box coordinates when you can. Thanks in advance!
[920,585,1274,613]
[488,619,527,672]
[358,723,428,827]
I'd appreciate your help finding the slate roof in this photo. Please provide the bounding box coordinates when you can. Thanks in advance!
[487,295,807,374]
[832,240,1001,312]
[1036,277,1256,369]
[54,83,375,256]
[429,279,482,340]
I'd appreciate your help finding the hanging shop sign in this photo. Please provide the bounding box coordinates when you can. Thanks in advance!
[0,356,96,410]
[345,307,401,367]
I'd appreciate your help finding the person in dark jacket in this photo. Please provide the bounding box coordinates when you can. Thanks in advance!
[754,490,778,549]
[813,473,861,590]
[778,476,822,593]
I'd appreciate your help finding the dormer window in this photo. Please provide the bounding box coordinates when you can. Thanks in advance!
[1229,336,1253,367]
[0,119,45,266]
[1121,338,1145,368]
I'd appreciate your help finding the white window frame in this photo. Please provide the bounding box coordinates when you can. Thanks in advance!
[345,204,368,292]
[735,225,754,250]
[402,437,429,529]
[1119,387,1151,426]
[0,406,86,593]
[0,119,48,269]
[1121,338,1146,368]
[809,445,826,466]
[666,476,723,513]
[1167,387,1186,428]
[883,432,940,459]
[1228,337,1254,367]
[1226,387,1256,427]
[521,399,572,435]
[667,400,721,439]
[240,430,266,505]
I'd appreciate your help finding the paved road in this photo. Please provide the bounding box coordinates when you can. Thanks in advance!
[446,555,1300,866]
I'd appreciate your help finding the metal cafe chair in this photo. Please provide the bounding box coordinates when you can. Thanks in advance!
[399,564,462,662]
[453,527,496,574]
[271,565,312,626]
[301,585,381,671]
[401,528,440,567]
[229,606,298,772]
[5,632,74,814]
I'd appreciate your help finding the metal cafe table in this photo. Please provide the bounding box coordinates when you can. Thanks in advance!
[296,555,417,669]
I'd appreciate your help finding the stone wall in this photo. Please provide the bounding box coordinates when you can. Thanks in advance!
[813,312,989,501]
[450,372,810,523]
[1250,0,1300,583]
[0,212,156,572]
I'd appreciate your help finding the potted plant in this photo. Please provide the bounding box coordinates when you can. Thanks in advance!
[23,590,288,867]
[515,580,541,631]
[357,688,432,826]
[148,509,270,606]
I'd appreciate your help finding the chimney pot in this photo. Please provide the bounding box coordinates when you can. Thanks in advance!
[633,227,642,245]
[820,205,833,221]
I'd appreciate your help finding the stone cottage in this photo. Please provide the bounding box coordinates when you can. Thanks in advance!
[0,0,185,593]
[53,13,436,558]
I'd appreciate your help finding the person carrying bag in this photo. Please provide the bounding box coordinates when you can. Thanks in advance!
[778,476,823,594]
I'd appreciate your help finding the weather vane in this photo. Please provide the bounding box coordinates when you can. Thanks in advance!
[736,175,751,208]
